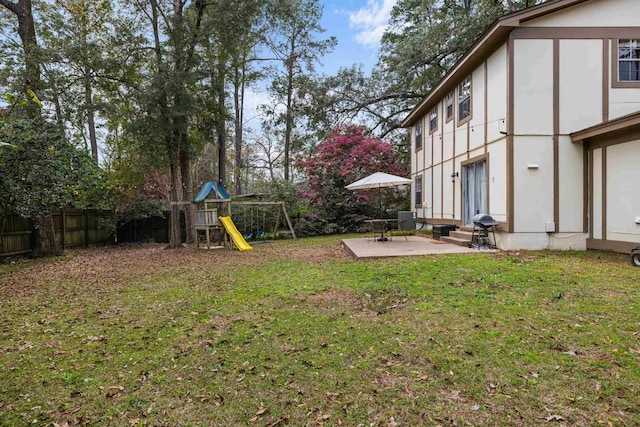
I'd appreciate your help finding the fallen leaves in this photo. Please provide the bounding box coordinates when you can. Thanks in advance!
[102,385,125,399]
[249,406,268,423]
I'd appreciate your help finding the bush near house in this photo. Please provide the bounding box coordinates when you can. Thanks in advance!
[296,124,408,233]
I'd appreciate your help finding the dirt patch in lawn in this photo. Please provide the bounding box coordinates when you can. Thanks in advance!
[301,289,373,316]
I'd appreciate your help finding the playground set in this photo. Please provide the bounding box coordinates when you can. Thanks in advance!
[193,181,296,251]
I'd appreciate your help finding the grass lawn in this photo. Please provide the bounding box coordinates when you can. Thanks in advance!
[1,235,639,426]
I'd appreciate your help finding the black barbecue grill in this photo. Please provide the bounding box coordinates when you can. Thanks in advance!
[470,214,498,250]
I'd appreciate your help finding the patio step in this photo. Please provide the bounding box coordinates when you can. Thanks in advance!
[442,230,475,247]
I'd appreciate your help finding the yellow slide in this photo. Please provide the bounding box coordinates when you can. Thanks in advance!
[218,216,253,251]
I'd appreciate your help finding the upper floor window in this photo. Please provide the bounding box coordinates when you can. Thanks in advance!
[429,106,438,133]
[414,176,422,207]
[414,122,422,151]
[445,92,454,121]
[618,39,640,82]
[458,77,471,122]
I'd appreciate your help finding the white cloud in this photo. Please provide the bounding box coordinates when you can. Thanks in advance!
[243,87,272,123]
[347,0,398,49]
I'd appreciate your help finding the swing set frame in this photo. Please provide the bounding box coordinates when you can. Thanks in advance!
[194,198,296,245]
[230,201,297,240]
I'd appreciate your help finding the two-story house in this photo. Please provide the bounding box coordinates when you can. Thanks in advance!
[402,0,640,253]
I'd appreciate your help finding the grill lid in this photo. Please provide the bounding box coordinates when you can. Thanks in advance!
[473,214,499,227]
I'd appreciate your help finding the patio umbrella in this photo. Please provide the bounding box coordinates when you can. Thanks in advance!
[345,172,411,218]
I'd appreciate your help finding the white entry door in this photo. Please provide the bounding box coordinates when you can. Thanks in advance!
[463,159,487,225]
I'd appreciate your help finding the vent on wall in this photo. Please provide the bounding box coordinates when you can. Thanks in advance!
[545,221,556,233]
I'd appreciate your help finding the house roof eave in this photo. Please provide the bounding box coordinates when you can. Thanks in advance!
[401,0,592,128]
[571,111,640,143]
[401,24,513,128]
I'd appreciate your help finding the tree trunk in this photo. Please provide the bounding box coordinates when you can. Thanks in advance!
[233,64,244,196]
[216,61,227,188]
[180,148,196,245]
[1,1,65,258]
[167,152,183,248]
[284,50,295,181]
[35,214,61,256]
[49,74,66,138]
[84,66,99,164]
[0,0,40,113]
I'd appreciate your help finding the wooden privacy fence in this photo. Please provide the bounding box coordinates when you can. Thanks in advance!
[115,212,174,244]
[0,209,114,257]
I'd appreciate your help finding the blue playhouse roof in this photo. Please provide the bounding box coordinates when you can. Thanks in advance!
[194,181,230,202]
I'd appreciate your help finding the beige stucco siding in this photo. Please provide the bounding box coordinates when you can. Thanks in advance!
[442,159,454,218]
[454,157,464,220]
[610,89,640,120]
[440,113,455,159]
[487,45,508,142]
[606,139,640,243]
[442,121,454,161]
[469,67,485,150]
[455,124,468,157]
[488,141,508,223]
[592,148,603,240]
[423,171,433,219]
[433,130,443,167]
[559,39,603,134]
[522,0,640,28]
[432,163,442,218]
[558,136,584,232]
[514,137,555,232]
[513,39,554,135]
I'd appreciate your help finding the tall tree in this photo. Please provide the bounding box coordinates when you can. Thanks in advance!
[0,0,66,255]
[0,99,114,256]
[38,0,142,164]
[132,0,206,247]
[265,0,336,181]
[0,0,39,99]
[196,0,265,194]
[228,0,264,196]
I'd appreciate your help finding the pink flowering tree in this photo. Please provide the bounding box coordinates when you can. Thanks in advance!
[296,124,408,231]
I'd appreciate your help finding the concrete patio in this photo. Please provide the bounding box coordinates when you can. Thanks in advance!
[342,235,480,259]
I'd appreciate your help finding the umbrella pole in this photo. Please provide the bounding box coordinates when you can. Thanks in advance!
[378,184,382,219]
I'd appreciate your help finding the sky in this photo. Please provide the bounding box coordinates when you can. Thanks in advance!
[244,0,398,121]
[319,0,398,74]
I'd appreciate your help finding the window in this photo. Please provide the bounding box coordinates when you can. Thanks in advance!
[618,39,640,82]
[458,77,471,122]
[414,176,422,207]
[445,92,454,121]
[429,106,438,133]
[414,122,422,151]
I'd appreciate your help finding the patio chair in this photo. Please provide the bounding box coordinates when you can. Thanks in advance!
[369,220,390,242]
[397,219,410,241]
